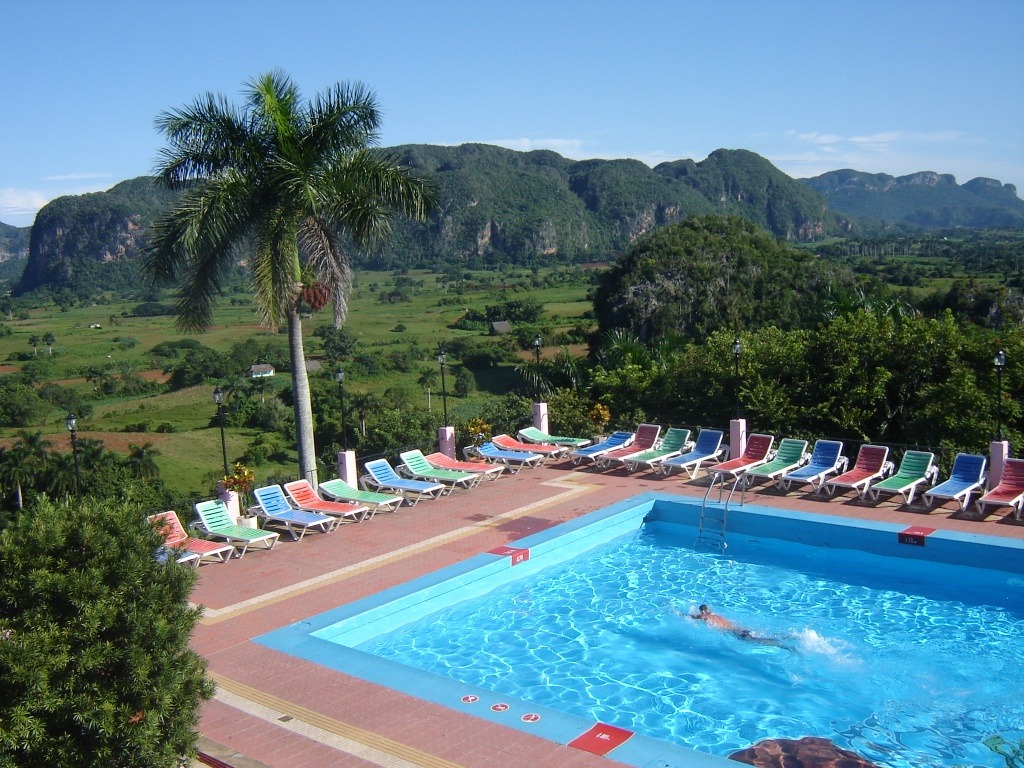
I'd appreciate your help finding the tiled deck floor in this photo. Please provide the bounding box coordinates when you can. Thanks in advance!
[191,459,1023,768]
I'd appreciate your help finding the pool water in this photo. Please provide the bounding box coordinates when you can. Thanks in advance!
[359,522,1024,768]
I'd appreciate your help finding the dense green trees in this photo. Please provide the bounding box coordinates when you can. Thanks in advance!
[0,498,212,767]
[146,70,435,488]
[593,215,859,340]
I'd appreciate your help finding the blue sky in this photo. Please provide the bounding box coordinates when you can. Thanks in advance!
[2,0,1021,227]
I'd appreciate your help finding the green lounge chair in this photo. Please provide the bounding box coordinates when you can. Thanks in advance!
[867,450,937,505]
[193,499,280,557]
[399,449,480,491]
[317,478,404,515]
[743,438,809,488]
[517,426,591,448]
[620,428,692,472]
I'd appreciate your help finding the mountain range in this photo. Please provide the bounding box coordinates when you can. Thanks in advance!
[5,144,1023,294]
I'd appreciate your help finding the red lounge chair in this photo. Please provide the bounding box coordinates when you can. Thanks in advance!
[976,458,1024,520]
[595,424,662,468]
[148,511,234,566]
[706,434,775,480]
[491,434,569,459]
[425,451,505,481]
[824,445,891,499]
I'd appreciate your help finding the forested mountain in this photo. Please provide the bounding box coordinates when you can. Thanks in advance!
[10,143,1023,295]
[802,170,1024,228]
[0,222,29,262]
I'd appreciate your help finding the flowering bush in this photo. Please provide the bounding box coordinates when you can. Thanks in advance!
[465,418,491,445]
[587,403,611,431]
[221,463,254,495]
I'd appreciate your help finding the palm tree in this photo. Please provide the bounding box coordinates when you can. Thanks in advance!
[28,334,40,357]
[0,431,52,511]
[125,443,161,481]
[42,332,56,355]
[145,71,435,487]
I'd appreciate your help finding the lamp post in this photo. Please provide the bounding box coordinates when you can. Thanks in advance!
[66,412,82,499]
[213,386,229,478]
[732,338,742,419]
[437,349,449,427]
[335,368,348,451]
[995,349,1007,440]
[533,333,542,401]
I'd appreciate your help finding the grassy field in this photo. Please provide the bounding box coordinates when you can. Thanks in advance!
[0,267,594,496]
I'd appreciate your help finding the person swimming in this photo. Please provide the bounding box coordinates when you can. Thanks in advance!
[690,604,790,648]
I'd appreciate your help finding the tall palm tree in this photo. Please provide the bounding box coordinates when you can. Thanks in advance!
[0,431,52,511]
[145,71,435,486]
[125,442,161,481]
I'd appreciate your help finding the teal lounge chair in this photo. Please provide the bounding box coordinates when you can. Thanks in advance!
[658,429,724,478]
[621,428,692,472]
[252,485,340,540]
[743,438,809,488]
[778,440,846,493]
[922,453,986,512]
[517,426,591,448]
[399,449,481,491]
[193,499,280,556]
[362,459,446,503]
[867,450,937,505]
[317,478,404,515]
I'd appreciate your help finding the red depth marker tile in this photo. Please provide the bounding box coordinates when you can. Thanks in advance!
[898,526,936,546]
[569,723,634,755]
[488,546,530,565]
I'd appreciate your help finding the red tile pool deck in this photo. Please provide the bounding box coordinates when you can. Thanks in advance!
[190,459,1024,768]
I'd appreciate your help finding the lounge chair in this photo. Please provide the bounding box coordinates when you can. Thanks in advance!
[569,431,635,465]
[282,479,370,522]
[424,451,505,481]
[706,434,775,482]
[399,449,481,491]
[463,442,544,472]
[777,440,847,493]
[658,429,725,478]
[252,485,340,540]
[148,511,234,566]
[362,459,446,503]
[742,438,809,488]
[491,433,570,460]
[595,424,662,468]
[922,453,987,512]
[317,478,403,515]
[867,450,938,505]
[975,458,1024,520]
[517,426,591,448]
[824,445,891,499]
[193,499,280,556]
[621,428,692,472]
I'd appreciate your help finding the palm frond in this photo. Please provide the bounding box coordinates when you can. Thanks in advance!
[252,215,301,329]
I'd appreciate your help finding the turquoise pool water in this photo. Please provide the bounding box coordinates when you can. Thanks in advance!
[258,494,1024,768]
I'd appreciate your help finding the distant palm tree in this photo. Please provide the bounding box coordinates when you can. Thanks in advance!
[0,431,52,511]
[43,452,79,505]
[145,71,434,487]
[125,443,161,481]
[42,332,56,355]
[348,392,380,437]
[28,334,40,357]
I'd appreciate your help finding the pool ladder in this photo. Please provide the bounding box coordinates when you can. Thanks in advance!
[696,470,750,551]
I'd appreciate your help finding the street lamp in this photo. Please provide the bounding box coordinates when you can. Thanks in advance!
[66,412,82,499]
[213,386,229,478]
[335,368,348,451]
[437,349,449,427]
[995,349,1007,440]
[533,334,542,401]
[732,338,742,419]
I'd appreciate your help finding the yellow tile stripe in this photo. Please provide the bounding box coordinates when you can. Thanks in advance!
[209,672,464,768]
[200,475,598,624]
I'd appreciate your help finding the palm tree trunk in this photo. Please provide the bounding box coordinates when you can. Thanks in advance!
[288,308,318,488]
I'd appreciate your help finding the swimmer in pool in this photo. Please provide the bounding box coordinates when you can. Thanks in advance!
[690,604,790,648]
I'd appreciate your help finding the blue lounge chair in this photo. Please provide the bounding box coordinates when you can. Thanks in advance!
[252,485,340,540]
[657,429,724,478]
[362,459,446,503]
[922,453,987,512]
[777,440,846,493]
[463,442,543,472]
[569,431,634,465]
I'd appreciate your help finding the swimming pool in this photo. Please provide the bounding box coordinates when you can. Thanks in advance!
[257,493,1024,768]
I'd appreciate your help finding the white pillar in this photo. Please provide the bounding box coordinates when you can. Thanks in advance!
[336,450,358,487]
[439,425,456,459]
[216,482,241,522]
[729,418,747,460]
[533,402,549,433]
[988,440,1011,489]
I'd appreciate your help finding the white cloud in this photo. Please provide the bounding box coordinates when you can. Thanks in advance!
[0,188,51,226]
[488,137,588,157]
[41,172,114,182]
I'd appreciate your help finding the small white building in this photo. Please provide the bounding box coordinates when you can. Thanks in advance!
[247,363,276,378]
